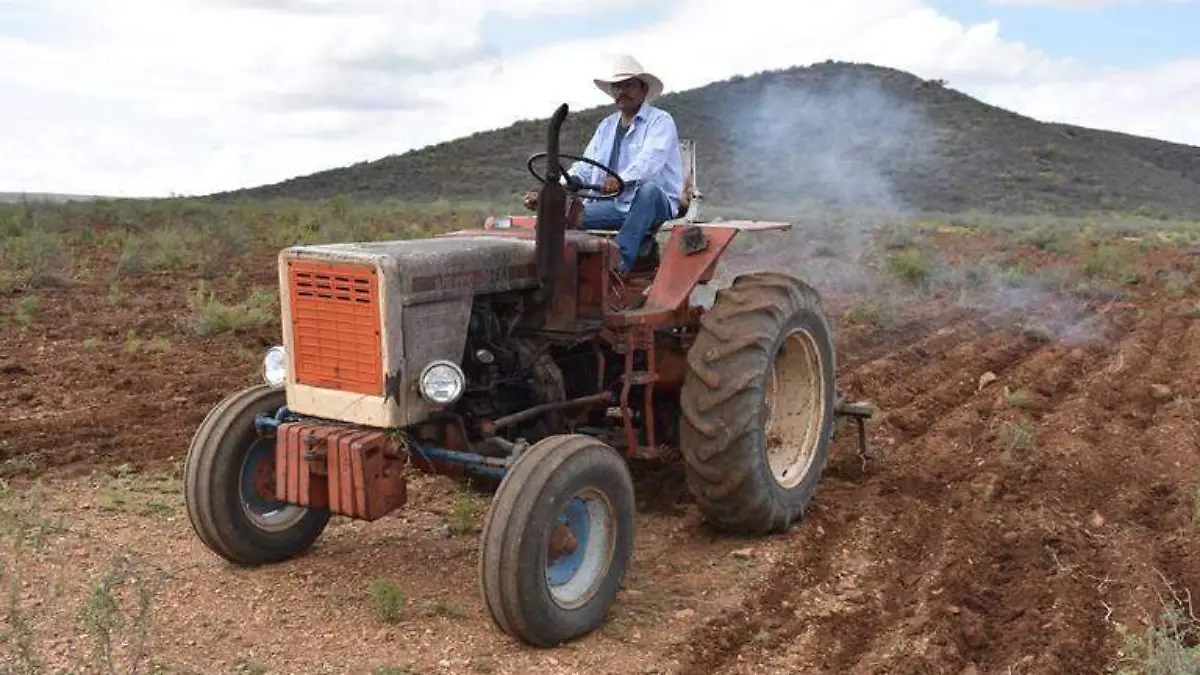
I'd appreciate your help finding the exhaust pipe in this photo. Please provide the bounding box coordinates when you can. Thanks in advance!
[534,103,570,308]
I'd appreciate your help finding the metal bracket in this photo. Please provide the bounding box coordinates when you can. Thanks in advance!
[678,225,709,255]
[383,368,405,404]
[834,398,877,466]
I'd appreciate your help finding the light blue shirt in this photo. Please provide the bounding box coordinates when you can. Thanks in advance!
[568,103,683,216]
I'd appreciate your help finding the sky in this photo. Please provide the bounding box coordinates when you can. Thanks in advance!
[0,0,1196,198]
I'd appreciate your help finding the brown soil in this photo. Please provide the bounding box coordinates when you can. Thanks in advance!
[2,228,1199,674]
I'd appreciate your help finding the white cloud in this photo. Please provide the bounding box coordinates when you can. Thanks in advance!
[987,0,1192,6]
[0,0,1196,196]
[971,57,1200,142]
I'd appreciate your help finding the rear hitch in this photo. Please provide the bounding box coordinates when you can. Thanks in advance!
[834,397,876,463]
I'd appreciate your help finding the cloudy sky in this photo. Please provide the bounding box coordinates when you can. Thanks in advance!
[1,0,1196,197]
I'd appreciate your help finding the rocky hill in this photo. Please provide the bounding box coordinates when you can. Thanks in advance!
[208,61,1200,218]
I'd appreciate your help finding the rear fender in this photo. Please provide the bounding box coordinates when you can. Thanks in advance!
[644,220,791,312]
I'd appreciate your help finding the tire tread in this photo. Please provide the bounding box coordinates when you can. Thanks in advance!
[679,272,836,535]
[479,434,634,647]
[183,385,329,566]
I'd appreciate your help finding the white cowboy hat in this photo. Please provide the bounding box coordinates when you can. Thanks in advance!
[593,54,664,102]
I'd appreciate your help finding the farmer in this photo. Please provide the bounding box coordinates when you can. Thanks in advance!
[525,54,684,275]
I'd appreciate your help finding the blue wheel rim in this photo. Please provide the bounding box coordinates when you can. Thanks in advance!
[547,497,590,586]
[544,487,616,609]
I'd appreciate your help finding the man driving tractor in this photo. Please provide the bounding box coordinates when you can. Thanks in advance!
[524,54,684,276]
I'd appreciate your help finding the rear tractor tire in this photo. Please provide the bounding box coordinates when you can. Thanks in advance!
[680,271,836,535]
[183,385,330,566]
[479,434,635,647]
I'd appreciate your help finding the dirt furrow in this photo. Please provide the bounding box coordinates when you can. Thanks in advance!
[672,494,863,675]
[871,327,1051,442]
[672,293,1164,674]
[673,309,1041,673]
[1108,309,1200,611]
[911,299,1193,673]
[766,312,1140,672]
[840,309,1008,385]
[0,335,260,472]
[835,304,982,369]
[789,320,1127,672]
[840,294,1104,411]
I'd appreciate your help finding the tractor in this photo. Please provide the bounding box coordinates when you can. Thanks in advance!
[182,102,875,647]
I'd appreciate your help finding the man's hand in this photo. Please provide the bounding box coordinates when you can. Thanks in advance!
[523,190,538,211]
[603,176,620,195]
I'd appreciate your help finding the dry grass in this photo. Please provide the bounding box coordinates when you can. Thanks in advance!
[1111,573,1200,675]
[0,196,497,294]
[0,475,168,673]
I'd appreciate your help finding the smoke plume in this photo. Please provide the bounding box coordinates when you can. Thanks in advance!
[691,65,1106,347]
[703,67,938,294]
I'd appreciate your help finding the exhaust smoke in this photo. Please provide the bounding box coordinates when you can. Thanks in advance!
[693,65,1106,347]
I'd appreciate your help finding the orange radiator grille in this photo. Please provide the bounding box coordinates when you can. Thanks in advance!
[287,259,383,396]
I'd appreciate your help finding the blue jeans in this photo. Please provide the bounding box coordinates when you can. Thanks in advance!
[579,183,674,274]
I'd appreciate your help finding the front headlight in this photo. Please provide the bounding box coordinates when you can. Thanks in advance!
[263,345,287,388]
[418,360,465,405]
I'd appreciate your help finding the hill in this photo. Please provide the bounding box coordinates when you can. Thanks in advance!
[207,61,1200,218]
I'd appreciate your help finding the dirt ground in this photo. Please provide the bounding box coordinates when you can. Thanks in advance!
[2,216,1199,674]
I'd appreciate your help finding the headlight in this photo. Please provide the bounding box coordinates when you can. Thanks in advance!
[418,360,465,405]
[262,345,287,388]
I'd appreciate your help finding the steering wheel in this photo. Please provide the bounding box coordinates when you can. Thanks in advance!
[527,152,625,200]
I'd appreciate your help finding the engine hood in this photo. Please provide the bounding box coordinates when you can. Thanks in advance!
[274,228,615,429]
[280,234,540,306]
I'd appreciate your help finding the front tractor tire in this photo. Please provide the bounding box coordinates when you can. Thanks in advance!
[183,384,330,566]
[680,271,836,535]
[479,434,635,647]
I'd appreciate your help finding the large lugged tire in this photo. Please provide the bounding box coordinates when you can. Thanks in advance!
[479,434,635,647]
[679,271,836,535]
[183,385,330,566]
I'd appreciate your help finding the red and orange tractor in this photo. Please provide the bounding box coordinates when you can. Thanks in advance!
[182,103,875,647]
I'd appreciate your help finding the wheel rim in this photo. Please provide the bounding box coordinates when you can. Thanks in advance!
[239,437,307,532]
[544,487,617,610]
[764,327,827,489]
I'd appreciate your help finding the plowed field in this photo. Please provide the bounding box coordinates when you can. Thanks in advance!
[2,208,1199,674]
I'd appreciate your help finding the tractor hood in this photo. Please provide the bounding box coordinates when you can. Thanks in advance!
[280,234,541,306]
[274,233,542,430]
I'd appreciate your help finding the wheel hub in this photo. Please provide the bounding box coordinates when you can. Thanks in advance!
[240,438,307,532]
[548,521,580,560]
[250,455,277,501]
